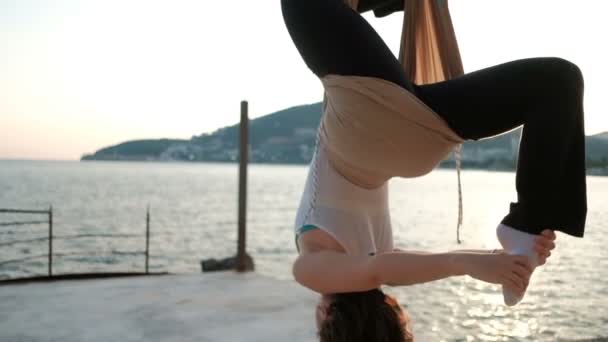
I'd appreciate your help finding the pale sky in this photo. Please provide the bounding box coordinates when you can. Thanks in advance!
[1,0,607,160]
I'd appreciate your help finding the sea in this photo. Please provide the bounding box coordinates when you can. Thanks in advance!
[0,160,606,341]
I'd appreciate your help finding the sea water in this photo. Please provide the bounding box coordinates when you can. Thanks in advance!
[0,160,606,340]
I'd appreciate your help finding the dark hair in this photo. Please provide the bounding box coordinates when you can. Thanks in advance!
[318,289,412,342]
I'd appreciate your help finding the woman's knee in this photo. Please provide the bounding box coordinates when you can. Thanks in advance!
[542,57,584,91]
[538,58,585,124]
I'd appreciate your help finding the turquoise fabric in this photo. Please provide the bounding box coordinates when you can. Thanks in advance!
[297,224,319,235]
[295,224,319,253]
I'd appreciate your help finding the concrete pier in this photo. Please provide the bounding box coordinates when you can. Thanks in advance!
[0,273,318,342]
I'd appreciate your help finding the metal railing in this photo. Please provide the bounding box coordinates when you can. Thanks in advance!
[0,206,153,281]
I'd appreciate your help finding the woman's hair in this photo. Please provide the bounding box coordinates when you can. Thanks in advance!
[318,289,412,342]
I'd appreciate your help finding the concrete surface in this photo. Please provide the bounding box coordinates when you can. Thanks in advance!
[0,273,319,342]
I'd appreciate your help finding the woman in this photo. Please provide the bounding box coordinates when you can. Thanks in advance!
[282,0,584,340]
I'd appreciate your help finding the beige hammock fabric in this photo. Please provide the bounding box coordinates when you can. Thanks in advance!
[320,75,463,187]
[399,0,464,84]
[322,0,465,184]
[343,0,464,85]
[320,0,467,240]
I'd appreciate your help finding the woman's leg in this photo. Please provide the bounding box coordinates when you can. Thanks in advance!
[415,58,586,305]
[280,0,415,93]
[415,57,587,238]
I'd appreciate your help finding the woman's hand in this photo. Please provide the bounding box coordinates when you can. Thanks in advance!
[462,252,533,293]
[535,229,557,266]
[491,229,557,266]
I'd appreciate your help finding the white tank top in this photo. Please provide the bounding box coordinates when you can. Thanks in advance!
[294,142,393,256]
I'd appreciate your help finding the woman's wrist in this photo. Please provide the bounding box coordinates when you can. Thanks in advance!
[447,249,504,277]
[447,252,468,277]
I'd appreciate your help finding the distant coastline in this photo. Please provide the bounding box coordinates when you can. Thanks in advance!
[81,102,608,176]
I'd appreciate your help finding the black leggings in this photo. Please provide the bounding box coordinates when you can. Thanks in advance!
[281,0,587,237]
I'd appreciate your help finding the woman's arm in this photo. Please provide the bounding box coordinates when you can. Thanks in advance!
[393,229,557,264]
[292,249,531,294]
[372,250,531,289]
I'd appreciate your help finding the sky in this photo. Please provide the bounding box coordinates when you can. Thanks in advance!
[1,0,607,160]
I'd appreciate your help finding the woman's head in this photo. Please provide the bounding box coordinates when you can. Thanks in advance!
[316,289,413,342]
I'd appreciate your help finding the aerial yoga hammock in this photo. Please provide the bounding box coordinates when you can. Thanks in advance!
[283,0,584,337]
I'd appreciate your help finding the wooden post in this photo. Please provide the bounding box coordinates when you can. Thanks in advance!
[145,205,150,274]
[236,100,253,272]
[48,206,53,277]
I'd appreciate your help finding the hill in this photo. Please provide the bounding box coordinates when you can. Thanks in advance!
[81,103,608,175]
[82,139,188,161]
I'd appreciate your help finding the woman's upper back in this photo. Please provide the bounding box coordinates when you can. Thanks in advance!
[294,143,393,256]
